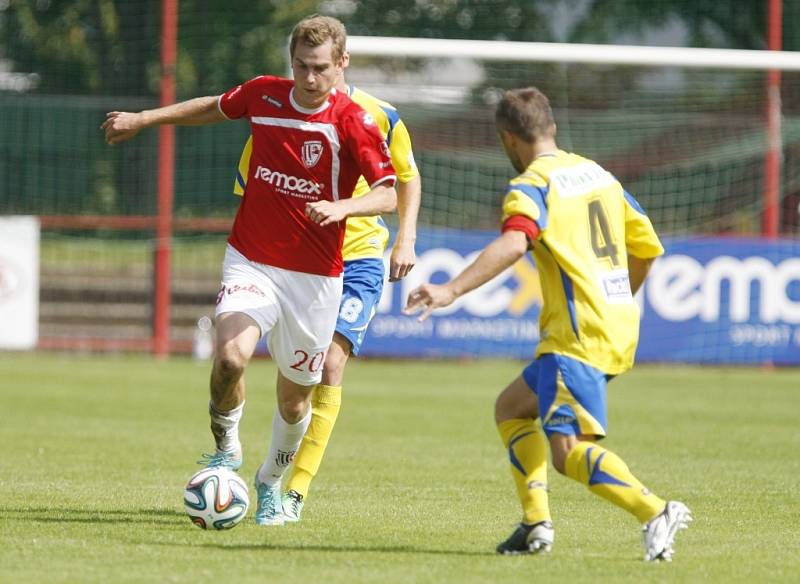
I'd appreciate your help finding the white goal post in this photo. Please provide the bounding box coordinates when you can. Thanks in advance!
[348,36,800,70]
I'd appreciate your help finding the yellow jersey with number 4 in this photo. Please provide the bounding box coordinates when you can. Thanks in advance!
[501,150,664,375]
[233,85,418,261]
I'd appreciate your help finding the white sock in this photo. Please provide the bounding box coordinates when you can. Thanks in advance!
[209,400,244,454]
[257,408,311,486]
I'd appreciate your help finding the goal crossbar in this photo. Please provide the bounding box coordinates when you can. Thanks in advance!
[348,36,800,71]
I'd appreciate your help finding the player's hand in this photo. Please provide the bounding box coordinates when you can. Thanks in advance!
[305,200,346,227]
[101,111,144,145]
[403,283,456,322]
[388,240,416,282]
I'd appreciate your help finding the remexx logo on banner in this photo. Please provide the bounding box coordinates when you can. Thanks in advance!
[362,230,800,365]
[638,237,800,365]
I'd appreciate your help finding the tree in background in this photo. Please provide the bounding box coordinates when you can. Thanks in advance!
[1,0,314,96]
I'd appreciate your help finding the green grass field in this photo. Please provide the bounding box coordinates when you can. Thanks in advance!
[1,354,798,583]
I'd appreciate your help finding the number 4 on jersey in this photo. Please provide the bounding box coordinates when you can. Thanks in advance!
[588,199,619,266]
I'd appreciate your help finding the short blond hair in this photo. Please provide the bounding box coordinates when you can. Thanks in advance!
[495,87,556,143]
[290,15,347,63]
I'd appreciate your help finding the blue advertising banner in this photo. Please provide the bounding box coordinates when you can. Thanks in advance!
[361,230,800,365]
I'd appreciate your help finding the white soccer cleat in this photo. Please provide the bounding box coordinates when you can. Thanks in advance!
[282,489,305,523]
[642,501,693,562]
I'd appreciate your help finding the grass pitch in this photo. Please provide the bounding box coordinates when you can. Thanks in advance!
[0,353,798,583]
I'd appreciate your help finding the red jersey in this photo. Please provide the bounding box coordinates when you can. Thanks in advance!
[218,76,396,276]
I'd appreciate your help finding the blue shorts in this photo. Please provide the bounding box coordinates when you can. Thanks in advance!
[335,258,385,356]
[522,353,613,439]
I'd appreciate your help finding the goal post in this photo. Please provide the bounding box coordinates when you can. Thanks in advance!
[348,36,800,70]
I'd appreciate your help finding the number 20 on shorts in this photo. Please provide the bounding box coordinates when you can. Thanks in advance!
[290,350,325,373]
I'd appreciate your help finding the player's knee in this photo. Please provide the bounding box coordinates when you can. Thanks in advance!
[214,348,247,382]
[323,350,347,378]
[494,393,511,424]
[494,388,533,424]
[278,397,310,424]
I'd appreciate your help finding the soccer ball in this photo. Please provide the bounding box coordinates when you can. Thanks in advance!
[184,467,249,530]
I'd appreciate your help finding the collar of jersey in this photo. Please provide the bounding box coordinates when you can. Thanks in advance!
[289,87,332,115]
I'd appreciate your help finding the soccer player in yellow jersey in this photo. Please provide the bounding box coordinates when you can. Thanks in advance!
[232,55,421,523]
[405,87,691,561]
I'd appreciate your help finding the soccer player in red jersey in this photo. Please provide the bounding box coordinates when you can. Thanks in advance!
[102,15,397,526]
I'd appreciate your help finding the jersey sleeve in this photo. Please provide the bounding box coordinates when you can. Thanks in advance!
[343,107,397,189]
[501,181,549,240]
[219,75,266,120]
[623,190,664,258]
[232,136,252,196]
[387,118,419,184]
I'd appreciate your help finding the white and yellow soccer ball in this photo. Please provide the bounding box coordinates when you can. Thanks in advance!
[184,467,249,530]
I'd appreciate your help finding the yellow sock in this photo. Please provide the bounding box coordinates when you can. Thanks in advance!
[285,384,342,499]
[563,441,665,523]
[497,418,551,525]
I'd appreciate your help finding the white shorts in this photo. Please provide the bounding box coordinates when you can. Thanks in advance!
[215,245,343,385]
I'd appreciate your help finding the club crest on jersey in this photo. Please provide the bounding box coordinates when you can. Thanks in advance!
[301,140,323,168]
[361,112,376,126]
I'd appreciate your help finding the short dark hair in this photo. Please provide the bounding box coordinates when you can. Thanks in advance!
[495,87,556,143]
[290,15,347,63]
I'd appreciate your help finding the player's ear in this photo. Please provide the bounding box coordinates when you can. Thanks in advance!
[499,129,515,148]
[341,51,350,69]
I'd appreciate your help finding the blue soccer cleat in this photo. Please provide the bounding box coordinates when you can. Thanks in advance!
[197,449,242,471]
[254,478,285,526]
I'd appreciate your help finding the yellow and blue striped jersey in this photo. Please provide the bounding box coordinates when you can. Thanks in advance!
[502,150,664,375]
[233,85,418,261]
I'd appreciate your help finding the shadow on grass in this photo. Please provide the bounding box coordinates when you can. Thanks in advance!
[0,507,184,525]
[143,539,494,558]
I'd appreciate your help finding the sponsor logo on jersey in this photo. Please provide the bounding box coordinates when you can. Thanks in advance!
[262,94,283,108]
[253,165,322,197]
[550,163,617,199]
[301,140,323,168]
[600,270,633,304]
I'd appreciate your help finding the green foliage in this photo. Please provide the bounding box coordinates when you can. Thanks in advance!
[5,0,159,94]
[570,0,799,50]
[0,354,799,583]
[2,0,314,96]
[4,0,795,97]
[334,0,552,41]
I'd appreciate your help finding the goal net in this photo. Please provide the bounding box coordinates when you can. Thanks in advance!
[343,37,800,364]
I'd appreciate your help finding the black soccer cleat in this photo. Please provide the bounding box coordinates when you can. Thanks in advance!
[496,521,554,555]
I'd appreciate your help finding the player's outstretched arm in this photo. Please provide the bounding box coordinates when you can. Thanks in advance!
[628,255,656,295]
[305,184,397,227]
[102,95,225,145]
[404,229,529,322]
[389,175,422,282]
